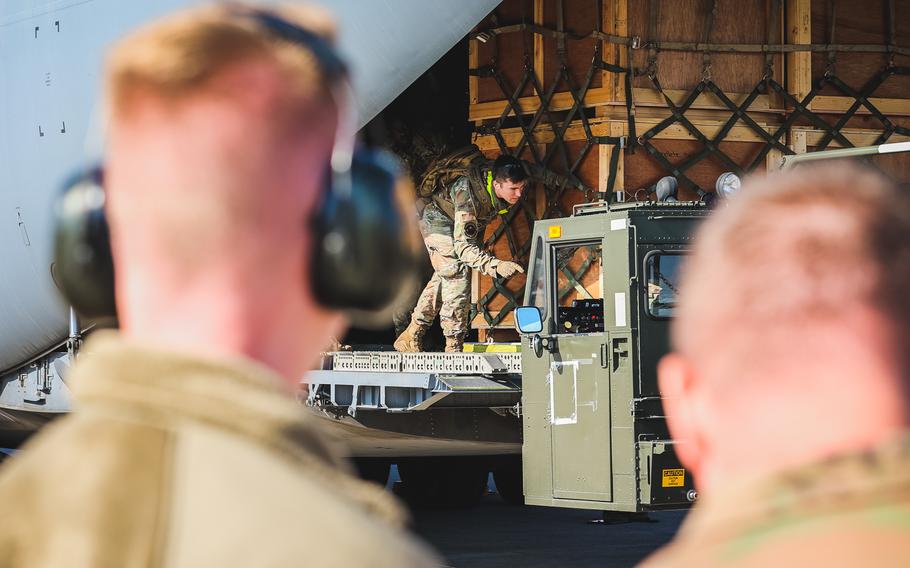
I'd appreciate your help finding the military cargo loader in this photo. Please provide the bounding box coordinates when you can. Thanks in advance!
[305,198,710,512]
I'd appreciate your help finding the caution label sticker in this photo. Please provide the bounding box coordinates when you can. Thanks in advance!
[548,225,562,239]
[662,468,685,488]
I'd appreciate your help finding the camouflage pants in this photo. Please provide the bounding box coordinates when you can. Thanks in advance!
[410,231,471,338]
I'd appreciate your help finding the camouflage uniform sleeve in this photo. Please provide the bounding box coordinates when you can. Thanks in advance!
[449,177,501,276]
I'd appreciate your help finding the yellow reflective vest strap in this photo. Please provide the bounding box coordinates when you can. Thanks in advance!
[486,171,509,215]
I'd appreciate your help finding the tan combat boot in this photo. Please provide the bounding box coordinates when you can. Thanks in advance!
[394,321,427,352]
[444,336,464,353]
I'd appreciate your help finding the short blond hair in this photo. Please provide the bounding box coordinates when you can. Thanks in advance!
[105,3,337,119]
[675,163,910,380]
[101,4,341,275]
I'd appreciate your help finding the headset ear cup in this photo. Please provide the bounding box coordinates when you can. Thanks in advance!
[53,168,118,320]
[310,149,417,327]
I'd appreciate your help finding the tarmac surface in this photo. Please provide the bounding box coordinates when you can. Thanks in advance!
[404,471,688,568]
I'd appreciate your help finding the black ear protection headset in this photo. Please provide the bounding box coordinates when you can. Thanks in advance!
[53,7,416,327]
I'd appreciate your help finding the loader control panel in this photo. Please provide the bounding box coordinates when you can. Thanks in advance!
[556,299,604,333]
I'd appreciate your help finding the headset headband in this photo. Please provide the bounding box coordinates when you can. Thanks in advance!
[238,9,347,80]
[230,6,358,196]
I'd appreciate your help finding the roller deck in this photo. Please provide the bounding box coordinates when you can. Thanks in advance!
[301,347,524,458]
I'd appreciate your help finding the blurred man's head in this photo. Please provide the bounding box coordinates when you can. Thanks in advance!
[491,155,528,205]
[660,163,910,492]
[102,5,345,381]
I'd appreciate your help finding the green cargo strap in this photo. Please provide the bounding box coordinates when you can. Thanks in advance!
[486,171,508,215]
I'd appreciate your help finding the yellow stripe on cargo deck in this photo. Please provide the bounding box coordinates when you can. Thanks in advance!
[462,343,522,353]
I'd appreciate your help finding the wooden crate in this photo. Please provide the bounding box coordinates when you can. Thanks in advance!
[468,0,910,336]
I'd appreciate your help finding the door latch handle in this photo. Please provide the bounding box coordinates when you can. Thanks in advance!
[611,337,629,372]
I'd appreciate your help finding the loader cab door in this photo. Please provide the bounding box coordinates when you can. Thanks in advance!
[520,227,615,506]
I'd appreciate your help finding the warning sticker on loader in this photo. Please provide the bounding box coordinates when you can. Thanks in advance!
[662,468,685,488]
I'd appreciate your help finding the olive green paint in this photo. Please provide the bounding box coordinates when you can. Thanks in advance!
[520,202,708,512]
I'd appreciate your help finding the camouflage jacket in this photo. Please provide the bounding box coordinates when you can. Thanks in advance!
[422,163,584,276]
[421,173,506,276]
[640,432,910,567]
[0,332,438,567]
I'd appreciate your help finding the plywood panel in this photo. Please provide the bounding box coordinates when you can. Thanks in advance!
[628,0,770,93]
[476,0,536,103]
[624,139,766,199]
[810,0,910,100]
[540,0,603,93]
[707,0,772,93]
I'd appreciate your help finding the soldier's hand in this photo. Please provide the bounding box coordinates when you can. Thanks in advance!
[495,261,525,279]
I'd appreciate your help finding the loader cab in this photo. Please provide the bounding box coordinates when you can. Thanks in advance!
[516,200,709,513]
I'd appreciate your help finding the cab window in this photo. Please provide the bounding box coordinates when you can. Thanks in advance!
[553,242,604,334]
[646,253,683,318]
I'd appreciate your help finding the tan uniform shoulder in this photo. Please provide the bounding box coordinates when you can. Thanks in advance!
[641,434,910,568]
[0,333,440,568]
[0,412,177,567]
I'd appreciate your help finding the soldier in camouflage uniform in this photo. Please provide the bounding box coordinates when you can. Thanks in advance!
[645,164,910,567]
[395,154,529,353]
